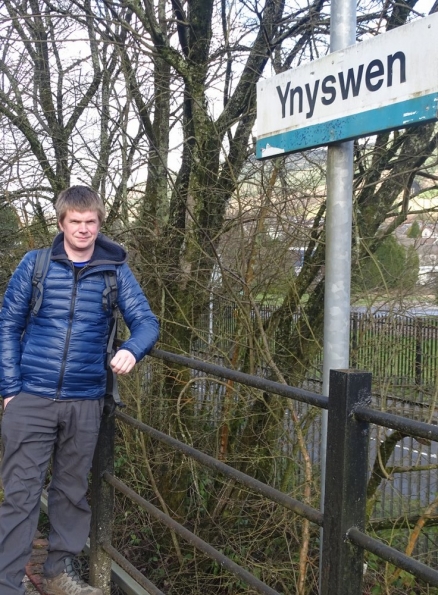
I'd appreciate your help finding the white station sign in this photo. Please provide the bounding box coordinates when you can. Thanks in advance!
[256,13,438,158]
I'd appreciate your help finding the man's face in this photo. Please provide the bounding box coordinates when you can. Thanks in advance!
[58,210,101,258]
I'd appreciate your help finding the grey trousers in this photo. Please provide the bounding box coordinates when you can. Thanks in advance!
[0,392,103,595]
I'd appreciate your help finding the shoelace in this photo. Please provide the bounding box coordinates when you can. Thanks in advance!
[63,558,88,587]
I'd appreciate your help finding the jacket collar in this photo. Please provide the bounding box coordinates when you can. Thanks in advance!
[51,232,128,266]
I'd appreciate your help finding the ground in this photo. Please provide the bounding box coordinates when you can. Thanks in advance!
[24,532,49,594]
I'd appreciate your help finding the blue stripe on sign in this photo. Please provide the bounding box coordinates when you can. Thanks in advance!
[256,93,438,159]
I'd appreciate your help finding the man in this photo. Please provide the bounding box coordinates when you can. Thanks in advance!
[0,186,160,595]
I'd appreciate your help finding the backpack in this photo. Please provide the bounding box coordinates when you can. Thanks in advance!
[31,247,124,408]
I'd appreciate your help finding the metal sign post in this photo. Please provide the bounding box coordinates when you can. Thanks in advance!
[319,1,356,589]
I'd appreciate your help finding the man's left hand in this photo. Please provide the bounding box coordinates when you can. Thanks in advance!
[110,349,136,375]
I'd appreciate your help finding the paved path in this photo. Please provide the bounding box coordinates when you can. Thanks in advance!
[24,534,49,594]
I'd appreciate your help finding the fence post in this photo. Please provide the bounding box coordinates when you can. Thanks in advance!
[89,409,115,594]
[320,369,372,595]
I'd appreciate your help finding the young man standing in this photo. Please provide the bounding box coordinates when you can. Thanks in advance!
[0,186,160,595]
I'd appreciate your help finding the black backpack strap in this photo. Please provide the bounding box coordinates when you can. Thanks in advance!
[102,270,118,313]
[103,270,119,367]
[103,270,125,409]
[31,248,52,317]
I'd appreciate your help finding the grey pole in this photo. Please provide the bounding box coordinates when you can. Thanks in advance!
[320,0,356,586]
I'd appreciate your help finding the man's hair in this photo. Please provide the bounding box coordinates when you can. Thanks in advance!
[55,186,106,224]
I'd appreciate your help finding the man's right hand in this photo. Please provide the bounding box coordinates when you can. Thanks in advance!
[3,396,16,409]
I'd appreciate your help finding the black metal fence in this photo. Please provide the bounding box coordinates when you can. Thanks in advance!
[196,303,438,405]
[88,348,438,595]
[350,311,438,397]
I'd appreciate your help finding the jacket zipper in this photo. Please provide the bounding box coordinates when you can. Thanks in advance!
[55,264,87,398]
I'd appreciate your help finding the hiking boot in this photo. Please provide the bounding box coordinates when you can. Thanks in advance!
[43,557,103,595]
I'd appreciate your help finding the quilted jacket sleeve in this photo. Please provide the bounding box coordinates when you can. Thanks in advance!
[0,252,36,398]
[116,264,159,361]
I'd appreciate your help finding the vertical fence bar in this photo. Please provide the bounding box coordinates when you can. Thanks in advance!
[415,318,423,386]
[89,409,116,594]
[351,312,358,368]
[320,369,372,595]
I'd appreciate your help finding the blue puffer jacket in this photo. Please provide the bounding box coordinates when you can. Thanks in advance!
[0,233,159,400]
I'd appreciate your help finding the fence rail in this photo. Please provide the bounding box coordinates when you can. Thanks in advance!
[87,348,438,595]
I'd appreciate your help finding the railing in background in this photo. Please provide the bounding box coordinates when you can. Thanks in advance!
[88,349,438,595]
[350,311,438,398]
[197,300,438,401]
